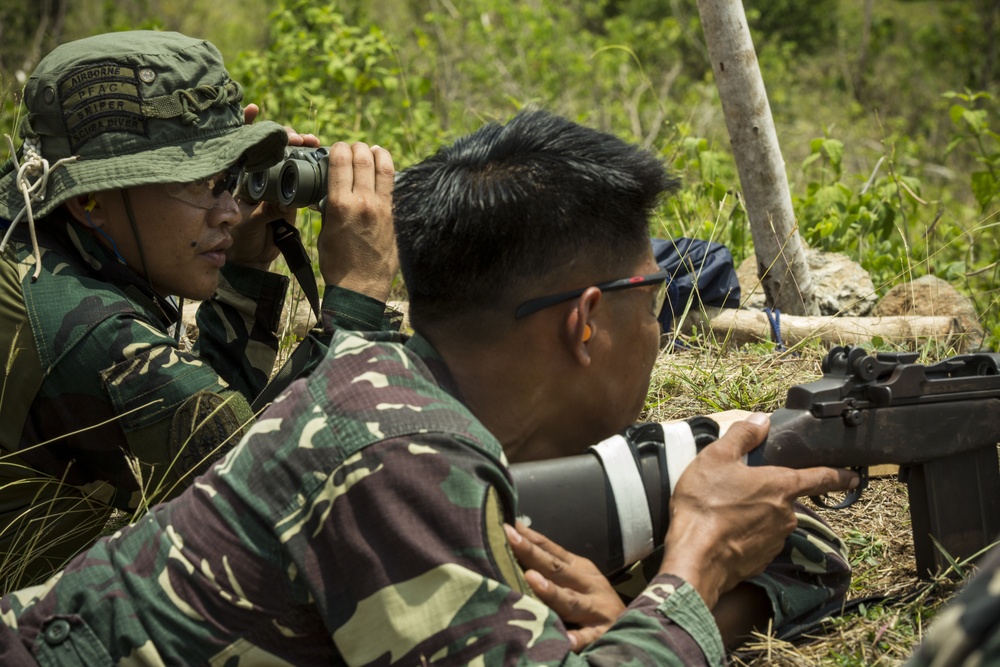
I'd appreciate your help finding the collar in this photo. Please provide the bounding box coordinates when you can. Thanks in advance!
[404,331,469,406]
[20,211,180,327]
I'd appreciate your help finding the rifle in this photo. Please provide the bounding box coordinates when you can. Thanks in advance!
[511,345,1000,579]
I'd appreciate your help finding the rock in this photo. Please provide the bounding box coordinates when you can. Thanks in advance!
[736,248,878,317]
[874,274,986,349]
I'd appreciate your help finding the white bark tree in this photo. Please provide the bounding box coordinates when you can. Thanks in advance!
[696,0,818,316]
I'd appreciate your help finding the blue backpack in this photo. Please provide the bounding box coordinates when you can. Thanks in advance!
[652,237,741,333]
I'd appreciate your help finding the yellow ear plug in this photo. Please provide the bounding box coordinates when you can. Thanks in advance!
[84,195,97,212]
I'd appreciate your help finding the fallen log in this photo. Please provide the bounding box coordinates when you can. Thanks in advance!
[679,307,966,351]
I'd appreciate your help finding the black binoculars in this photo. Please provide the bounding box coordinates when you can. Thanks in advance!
[241,147,329,210]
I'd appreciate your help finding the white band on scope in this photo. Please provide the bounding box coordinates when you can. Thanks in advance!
[661,421,698,495]
[591,434,653,566]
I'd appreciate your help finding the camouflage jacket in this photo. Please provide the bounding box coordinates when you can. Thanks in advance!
[0,214,396,590]
[904,544,1000,667]
[0,329,736,666]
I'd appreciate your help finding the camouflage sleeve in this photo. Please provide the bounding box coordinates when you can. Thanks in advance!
[314,441,721,664]
[225,411,726,665]
[904,544,1000,667]
[744,502,852,628]
[611,502,851,633]
[191,263,400,398]
[195,266,397,396]
[193,263,290,397]
[0,398,724,664]
[2,306,260,589]
[50,308,255,503]
[319,283,403,334]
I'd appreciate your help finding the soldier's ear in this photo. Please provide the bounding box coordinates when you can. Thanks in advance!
[65,194,104,227]
[565,287,601,367]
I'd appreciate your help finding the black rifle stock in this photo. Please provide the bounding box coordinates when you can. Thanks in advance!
[511,345,1000,579]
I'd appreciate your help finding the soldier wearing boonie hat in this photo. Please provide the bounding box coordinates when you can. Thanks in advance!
[0,31,288,226]
[0,30,399,591]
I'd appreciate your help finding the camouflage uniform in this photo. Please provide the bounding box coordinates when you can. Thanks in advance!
[0,213,394,590]
[0,330,849,666]
[609,501,851,632]
[904,544,1000,667]
[0,30,398,590]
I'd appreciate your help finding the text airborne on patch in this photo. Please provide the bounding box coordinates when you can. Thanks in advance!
[58,63,148,152]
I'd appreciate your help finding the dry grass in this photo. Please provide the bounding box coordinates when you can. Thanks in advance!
[643,336,974,665]
[731,477,963,666]
[644,339,829,422]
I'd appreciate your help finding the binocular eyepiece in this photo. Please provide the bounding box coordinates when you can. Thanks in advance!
[241,147,329,210]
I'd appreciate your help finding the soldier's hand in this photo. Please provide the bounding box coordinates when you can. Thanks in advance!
[227,104,320,270]
[316,142,398,302]
[660,413,859,609]
[505,521,625,651]
[707,409,754,436]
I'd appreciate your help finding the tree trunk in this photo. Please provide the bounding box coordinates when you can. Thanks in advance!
[695,0,818,315]
[853,0,875,101]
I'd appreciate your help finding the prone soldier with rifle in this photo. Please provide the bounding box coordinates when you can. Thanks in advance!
[514,344,1000,580]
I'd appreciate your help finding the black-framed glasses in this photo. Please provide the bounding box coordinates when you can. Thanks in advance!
[166,159,247,210]
[515,268,670,319]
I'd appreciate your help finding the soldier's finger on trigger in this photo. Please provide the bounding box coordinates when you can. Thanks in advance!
[791,465,858,500]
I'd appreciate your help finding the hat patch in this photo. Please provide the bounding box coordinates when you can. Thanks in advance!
[58,63,149,152]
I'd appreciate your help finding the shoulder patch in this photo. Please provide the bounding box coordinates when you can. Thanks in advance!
[170,390,251,479]
[483,486,532,596]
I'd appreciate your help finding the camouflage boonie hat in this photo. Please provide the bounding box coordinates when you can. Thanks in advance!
[0,30,288,220]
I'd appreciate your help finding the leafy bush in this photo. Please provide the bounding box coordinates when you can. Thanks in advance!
[229,0,446,167]
[0,0,996,347]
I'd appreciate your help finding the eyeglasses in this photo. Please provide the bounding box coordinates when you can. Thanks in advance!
[514,268,670,319]
[165,161,246,210]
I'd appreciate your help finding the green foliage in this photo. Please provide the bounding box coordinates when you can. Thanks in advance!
[228,0,445,167]
[794,137,909,291]
[746,0,839,55]
[944,90,1000,213]
[380,0,720,148]
[659,133,749,262]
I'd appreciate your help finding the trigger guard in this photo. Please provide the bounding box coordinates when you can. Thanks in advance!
[810,466,869,509]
